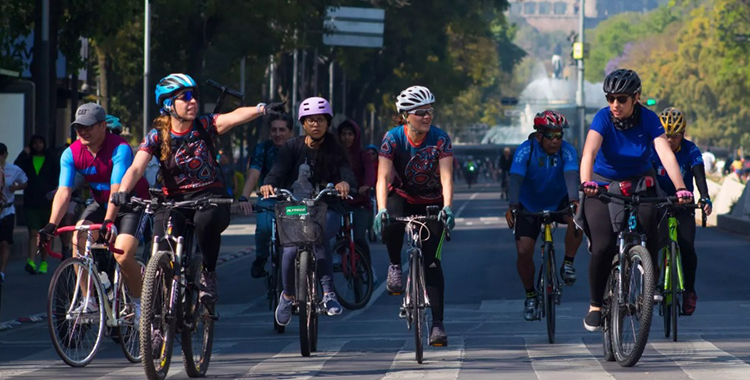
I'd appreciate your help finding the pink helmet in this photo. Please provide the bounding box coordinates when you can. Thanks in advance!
[298,97,333,121]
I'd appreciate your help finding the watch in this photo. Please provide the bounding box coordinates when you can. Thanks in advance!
[256,102,267,114]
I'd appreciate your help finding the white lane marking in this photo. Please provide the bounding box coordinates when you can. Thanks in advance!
[381,338,464,379]
[524,335,614,380]
[0,348,63,378]
[243,339,346,379]
[455,192,479,218]
[650,337,750,380]
[342,260,410,322]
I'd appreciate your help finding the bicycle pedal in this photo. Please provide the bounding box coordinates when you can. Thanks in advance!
[398,307,407,319]
[388,290,403,296]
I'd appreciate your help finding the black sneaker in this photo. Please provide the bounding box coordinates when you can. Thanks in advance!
[429,321,448,347]
[584,310,602,332]
[251,257,267,279]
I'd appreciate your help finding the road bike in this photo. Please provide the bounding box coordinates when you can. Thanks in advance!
[253,202,285,334]
[332,207,374,310]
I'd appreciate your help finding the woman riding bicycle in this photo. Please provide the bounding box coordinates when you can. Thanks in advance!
[337,119,376,260]
[578,69,693,332]
[373,85,455,347]
[112,73,284,305]
[260,97,356,326]
[650,107,712,316]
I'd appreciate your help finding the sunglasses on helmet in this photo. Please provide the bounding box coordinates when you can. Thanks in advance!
[606,95,631,104]
[407,108,434,117]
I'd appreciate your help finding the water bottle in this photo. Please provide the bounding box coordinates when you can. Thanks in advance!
[99,271,113,301]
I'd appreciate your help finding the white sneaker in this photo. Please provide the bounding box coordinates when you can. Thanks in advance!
[69,298,98,318]
[133,299,142,329]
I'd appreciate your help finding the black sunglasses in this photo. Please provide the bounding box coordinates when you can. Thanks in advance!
[73,123,97,133]
[606,95,631,104]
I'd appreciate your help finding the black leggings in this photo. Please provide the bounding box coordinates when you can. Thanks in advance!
[154,188,231,272]
[382,194,446,322]
[584,189,659,307]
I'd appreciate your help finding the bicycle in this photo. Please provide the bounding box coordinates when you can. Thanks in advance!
[270,184,341,357]
[512,206,575,344]
[43,224,145,367]
[657,198,706,342]
[252,202,285,334]
[332,207,374,310]
[386,205,450,364]
[127,195,233,380]
[597,191,663,367]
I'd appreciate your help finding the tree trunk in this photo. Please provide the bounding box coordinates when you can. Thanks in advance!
[94,43,108,111]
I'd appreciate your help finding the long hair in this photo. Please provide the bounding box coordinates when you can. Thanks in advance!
[153,114,172,161]
[312,131,350,183]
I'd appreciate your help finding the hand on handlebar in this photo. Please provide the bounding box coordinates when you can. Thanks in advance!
[110,191,129,207]
[335,181,350,198]
[505,204,518,229]
[675,188,693,205]
[374,209,389,238]
[99,219,118,245]
[259,185,275,198]
[581,181,599,197]
[238,195,253,216]
[700,197,713,216]
[38,223,57,246]
[441,205,455,230]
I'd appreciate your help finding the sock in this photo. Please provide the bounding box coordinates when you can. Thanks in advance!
[525,288,537,298]
[563,256,575,264]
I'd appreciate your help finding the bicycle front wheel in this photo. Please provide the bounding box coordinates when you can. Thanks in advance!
[119,259,147,363]
[47,257,106,367]
[412,253,427,364]
[660,247,671,339]
[272,248,285,334]
[140,250,176,380]
[297,250,312,357]
[332,241,374,310]
[544,243,556,344]
[612,245,655,367]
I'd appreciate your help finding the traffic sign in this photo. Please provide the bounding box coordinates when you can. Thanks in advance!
[323,7,385,48]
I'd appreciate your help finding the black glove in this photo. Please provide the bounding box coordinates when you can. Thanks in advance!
[263,101,286,116]
[100,219,117,243]
[39,223,57,244]
[110,191,129,207]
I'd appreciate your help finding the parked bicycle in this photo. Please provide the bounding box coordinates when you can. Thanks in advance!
[43,224,144,367]
[127,195,233,380]
[252,202,285,334]
[385,205,450,364]
[512,206,575,344]
[332,207,374,310]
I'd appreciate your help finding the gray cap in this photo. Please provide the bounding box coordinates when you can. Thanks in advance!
[70,103,106,128]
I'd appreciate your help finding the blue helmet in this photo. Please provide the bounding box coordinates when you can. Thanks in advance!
[155,73,196,109]
[105,114,122,131]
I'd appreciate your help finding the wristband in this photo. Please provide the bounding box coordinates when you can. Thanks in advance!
[256,102,267,114]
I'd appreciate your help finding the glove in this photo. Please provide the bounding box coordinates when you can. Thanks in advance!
[373,209,389,238]
[699,197,712,208]
[263,101,286,116]
[110,191,129,207]
[39,223,57,245]
[675,188,694,202]
[441,206,455,230]
[505,204,518,229]
[581,181,599,190]
[100,219,118,243]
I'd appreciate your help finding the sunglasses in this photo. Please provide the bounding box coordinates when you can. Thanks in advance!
[606,95,631,104]
[73,123,97,133]
[666,133,683,138]
[175,90,196,102]
[542,131,563,141]
[407,108,434,117]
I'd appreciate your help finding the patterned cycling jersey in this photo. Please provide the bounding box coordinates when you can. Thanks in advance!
[60,132,149,205]
[510,138,578,212]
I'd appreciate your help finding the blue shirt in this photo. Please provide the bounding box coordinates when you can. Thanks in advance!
[249,140,279,185]
[510,138,579,212]
[650,139,703,194]
[379,125,453,204]
[590,106,664,180]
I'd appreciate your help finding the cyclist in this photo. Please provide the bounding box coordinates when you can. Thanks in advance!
[106,114,123,136]
[238,113,295,278]
[260,97,356,325]
[650,107,712,315]
[497,147,513,197]
[373,85,454,346]
[112,73,285,306]
[505,110,582,321]
[39,103,150,315]
[577,69,693,332]
[464,155,478,188]
[337,119,376,260]
[0,143,28,283]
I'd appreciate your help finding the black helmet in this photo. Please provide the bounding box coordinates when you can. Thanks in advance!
[603,69,642,95]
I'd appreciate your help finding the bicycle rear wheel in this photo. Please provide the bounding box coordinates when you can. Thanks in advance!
[119,259,147,363]
[181,285,215,377]
[544,243,556,344]
[309,262,319,353]
[412,252,426,364]
[47,258,106,367]
[297,250,312,357]
[612,245,655,367]
[332,241,374,310]
[140,251,176,380]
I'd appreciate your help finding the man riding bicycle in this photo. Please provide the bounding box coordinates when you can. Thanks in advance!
[505,110,582,321]
[650,107,712,315]
[40,103,150,317]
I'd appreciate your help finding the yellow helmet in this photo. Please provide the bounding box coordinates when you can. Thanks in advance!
[659,107,686,135]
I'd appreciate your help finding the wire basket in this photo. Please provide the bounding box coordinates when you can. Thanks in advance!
[275,201,328,247]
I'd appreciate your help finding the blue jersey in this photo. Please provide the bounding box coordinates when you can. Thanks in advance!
[510,138,579,212]
[651,139,703,195]
[248,140,279,185]
[379,125,453,204]
[590,106,664,180]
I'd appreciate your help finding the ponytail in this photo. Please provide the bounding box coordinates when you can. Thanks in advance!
[153,114,172,161]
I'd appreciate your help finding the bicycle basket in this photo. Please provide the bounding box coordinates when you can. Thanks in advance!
[275,201,327,247]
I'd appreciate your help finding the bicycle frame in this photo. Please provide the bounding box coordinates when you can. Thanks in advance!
[615,213,647,304]
[403,221,430,320]
[662,214,684,298]
[339,211,360,278]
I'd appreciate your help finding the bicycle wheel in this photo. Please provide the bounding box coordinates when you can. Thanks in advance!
[140,251,176,380]
[119,259,147,363]
[670,242,679,342]
[181,283,215,377]
[544,243,556,344]
[660,247,671,339]
[602,266,616,362]
[47,257,106,367]
[611,245,655,367]
[412,252,426,364]
[297,250,312,357]
[332,241,374,310]
[309,260,319,353]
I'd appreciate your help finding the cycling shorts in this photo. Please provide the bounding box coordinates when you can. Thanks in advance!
[514,196,570,241]
[80,201,142,237]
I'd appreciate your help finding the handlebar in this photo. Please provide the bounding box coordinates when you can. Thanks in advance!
[596,191,707,228]
[205,79,244,101]
[39,223,125,259]
[386,212,451,242]
[127,196,234,210]
[266,184,345,203]
[512,205,575,219]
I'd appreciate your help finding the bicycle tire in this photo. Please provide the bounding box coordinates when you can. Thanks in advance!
[297,250,312,357]
[602,266,616,362]
[181,286,215,377]
[309,261,319,353]
[272,250,285,334]
[119,259,147,363]
[332,241,374,310]
[612,245,655,367]
[544,243,556,344]
[671,242,679,342]
[661,248,671,339]
[140,251,176,380]
[47,257,106,367]
[412,252,425,364]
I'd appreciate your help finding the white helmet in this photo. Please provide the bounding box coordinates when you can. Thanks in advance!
[396,85,435,112]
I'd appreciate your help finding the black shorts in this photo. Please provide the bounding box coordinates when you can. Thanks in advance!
[80,201,142,237]
[514,197,570,241]
[0,214,15,244]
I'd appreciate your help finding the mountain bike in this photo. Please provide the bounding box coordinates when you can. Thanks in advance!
[657,198,706,342]
[128,196,233,379]
[387,206,450,364]
[43,224,144,367]
[332,207,374,310]
[271,184,342,357]
[512,206,574,344]
[253,202,285,334]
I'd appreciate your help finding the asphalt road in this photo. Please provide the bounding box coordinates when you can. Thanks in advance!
[1,180,750,379]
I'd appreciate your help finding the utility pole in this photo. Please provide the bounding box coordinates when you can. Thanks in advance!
[40,0,50,141]
[576,0,586,150]
[143,0,151,139]
[292,48,299,133]
[269,55,275,102]
[329,61,334,114]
